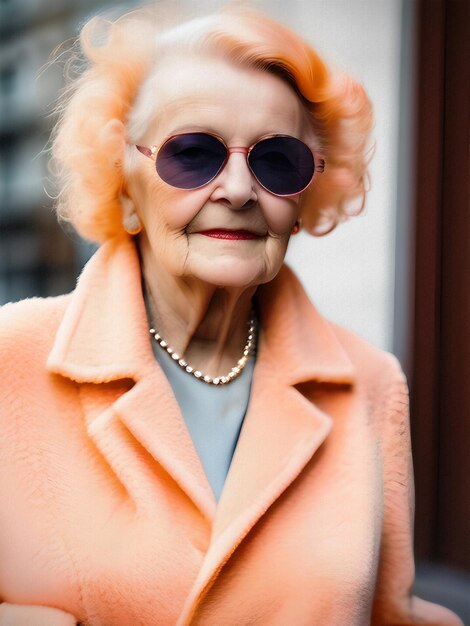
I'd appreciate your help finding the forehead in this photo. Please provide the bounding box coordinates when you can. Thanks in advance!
[137,54,308,142]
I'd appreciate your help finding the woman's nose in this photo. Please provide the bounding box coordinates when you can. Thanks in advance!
[209,152,257,209]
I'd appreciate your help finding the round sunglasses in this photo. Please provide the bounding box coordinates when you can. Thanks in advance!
[135,132,325,197]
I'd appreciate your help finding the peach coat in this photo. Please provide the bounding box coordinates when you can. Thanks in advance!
[0,237,464,626]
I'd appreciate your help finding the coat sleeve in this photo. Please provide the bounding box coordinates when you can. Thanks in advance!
[370,357,464,626]
[0,305,79,626]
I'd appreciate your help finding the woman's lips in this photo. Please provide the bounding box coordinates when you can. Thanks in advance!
[197,229,262,240]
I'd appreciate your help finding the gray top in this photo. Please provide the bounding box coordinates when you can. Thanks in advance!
[150,336,255,502]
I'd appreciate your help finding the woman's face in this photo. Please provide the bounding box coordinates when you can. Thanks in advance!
[124,55,311,289]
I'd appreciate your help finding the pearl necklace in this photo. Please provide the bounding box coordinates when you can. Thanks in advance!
[149,311,257,386]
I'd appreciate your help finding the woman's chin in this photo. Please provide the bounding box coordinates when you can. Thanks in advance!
[186,254,277,289]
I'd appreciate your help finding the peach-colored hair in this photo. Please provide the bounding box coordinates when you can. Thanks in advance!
[49,2,374,243]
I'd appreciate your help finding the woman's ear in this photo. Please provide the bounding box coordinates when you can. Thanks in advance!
[120,191,142,235]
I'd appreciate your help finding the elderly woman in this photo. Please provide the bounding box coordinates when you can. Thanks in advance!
[0,4,464,626]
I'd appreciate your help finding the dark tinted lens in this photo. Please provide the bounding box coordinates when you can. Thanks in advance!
[156,133,227,189]
[248,136,314,195]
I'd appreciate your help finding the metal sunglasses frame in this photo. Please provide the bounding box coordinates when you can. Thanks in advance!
[135,131,325,197]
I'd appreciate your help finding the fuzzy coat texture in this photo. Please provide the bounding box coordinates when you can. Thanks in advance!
[0,237,464,626]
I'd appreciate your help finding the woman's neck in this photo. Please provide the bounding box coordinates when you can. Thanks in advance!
[142,258,257,378]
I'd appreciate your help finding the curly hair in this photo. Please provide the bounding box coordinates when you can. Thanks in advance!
[49,2,374,243]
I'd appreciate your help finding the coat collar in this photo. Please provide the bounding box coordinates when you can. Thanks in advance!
[47,237,355,387]
[47,237,156,383]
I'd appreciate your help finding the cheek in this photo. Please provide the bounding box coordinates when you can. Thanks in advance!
[261,194,300,234]
[141,177,209,232]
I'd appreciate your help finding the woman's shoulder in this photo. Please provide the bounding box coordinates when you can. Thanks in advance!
[326,317,408,392]
[0,293,71,327]
[0,294,71,360]
[331,318,404,369]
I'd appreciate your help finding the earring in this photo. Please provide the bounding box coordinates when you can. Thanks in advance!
[123,212,142,235]
[291,218,302,235]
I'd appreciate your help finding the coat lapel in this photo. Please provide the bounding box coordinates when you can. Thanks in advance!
[115,372,218,521]
[213,266,356,540]
[47,238,356,621]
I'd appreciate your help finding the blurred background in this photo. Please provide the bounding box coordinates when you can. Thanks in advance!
[0,0,468,621]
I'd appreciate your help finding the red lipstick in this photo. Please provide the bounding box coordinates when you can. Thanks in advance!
[198,230,262,240]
